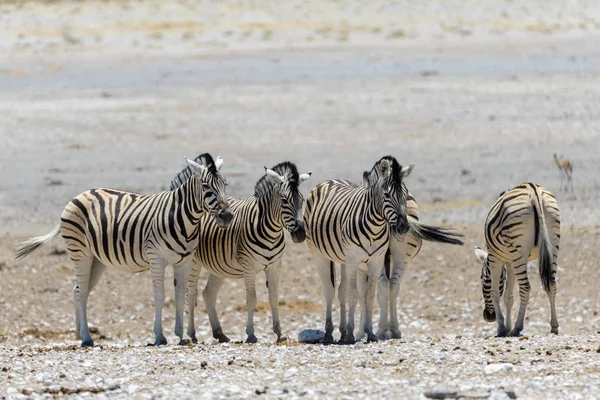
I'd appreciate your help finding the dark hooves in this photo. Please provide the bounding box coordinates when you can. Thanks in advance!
[148,338,168,346]
[81,339,94,348]
[245,335,258,344]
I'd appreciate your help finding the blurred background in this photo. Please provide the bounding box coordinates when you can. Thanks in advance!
[0,0,599,346]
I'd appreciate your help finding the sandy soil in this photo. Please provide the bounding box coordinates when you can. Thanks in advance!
[1,1,600,399]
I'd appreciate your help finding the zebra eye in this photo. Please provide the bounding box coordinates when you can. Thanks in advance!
[383,192,391,199]
[281,198,289,204]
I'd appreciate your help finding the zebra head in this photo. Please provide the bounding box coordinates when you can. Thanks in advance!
[262,162,312,243]
[185,154,233,228]
[475,246,507,323]
[368,156,414,238]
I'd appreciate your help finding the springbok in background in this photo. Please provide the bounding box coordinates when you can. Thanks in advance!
[553,153,573,193]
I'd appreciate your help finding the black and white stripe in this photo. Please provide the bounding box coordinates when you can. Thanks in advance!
[303,155,412,344]
[171,161,311,344]
[474,182,560,337]
[14,153,233,347]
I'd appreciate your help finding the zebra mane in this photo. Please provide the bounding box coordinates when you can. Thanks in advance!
[254,161,300,197]
[169,153,218,190]
[363,155,408,194]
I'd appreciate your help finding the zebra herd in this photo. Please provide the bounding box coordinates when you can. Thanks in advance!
[14,153,561,346]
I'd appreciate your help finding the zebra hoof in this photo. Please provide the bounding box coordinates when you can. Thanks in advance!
[324,334,335,344]
[245,335,258,344]
[276,335,288,343]
[339,334,356,345]
[81,339,94,348]
[217,334,231,343]
[191,335,198,344]
[148,337,168,346]
[551,327,559,335]
[390,330,402,339]
[366,333,379,343]
[178,336,193,346]
[496,327,509,338]
[508,329,522,337]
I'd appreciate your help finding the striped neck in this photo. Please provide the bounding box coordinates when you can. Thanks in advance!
[256,188,284,233]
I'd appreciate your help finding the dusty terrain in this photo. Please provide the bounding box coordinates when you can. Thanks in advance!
[1,1,600,399]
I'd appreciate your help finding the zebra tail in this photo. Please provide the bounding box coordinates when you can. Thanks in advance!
[532,189,553,293]
[408,218,464,246]
[14,224,61,260]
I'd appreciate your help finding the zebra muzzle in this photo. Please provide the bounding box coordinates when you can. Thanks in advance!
[216,208,234,228]
[290,224,306,243]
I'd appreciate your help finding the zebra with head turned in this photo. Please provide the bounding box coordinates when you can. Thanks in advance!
[474,182,560,337]
[171,161,311,344]
[354,157,464,340]
[14,153,233,347]
[303,155,412,344]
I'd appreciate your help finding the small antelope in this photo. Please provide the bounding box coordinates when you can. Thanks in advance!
[553,153,573,193]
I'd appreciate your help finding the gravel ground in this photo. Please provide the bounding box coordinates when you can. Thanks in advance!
[1,1,600,399]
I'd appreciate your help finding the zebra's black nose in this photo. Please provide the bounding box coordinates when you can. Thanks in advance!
[394,216,410,235]
[217,209,234,228]
[290,224,306,243]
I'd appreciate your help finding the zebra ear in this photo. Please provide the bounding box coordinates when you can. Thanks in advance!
[215,156,224,172]
[362,171,370,187]
[378,159,391,176]
[474,246,488,261]
[299,171,312,184]
[264,166,285,184]
[400,163,415,179]
[185,157,206,175]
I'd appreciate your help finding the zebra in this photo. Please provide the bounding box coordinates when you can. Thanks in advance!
[14,153,233,347]
[353,157,464,340]
[473,182,560,337]
[303,155,412,344]
[170,161,311,344]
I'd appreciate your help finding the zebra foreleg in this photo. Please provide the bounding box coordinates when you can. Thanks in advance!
[149,259,168,346]
[315,258,336,344]
[265,263,287,343]
[174,263,192,345]
[343,264,358,345]
[243,272,259,344]
[387,250,407,340]
[203,273,230,343]
[363,263,379,343]
[338,264,349,342]
[509,262,530,337]
[186,261,203,343]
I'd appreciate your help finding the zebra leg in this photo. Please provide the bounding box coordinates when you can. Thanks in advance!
[315,258,336,344]
[74,255,95,347]
[489,256,508,337]
[509,261,529,337]
[72,286,81,339]
[243,271,259,344]
[338,264,349,342]
[344,263,358,344]
[548,217,560,335]
[503,266,516,332]
[265,262,287,343]
[186,260,202,344]
[174,263,192,345]
[149,260,168,346]
[202,273,230,343]
[362,263,379,343]
[388,252,407,340]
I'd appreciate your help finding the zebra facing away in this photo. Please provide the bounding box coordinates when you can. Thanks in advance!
[171,161,311,344]
[14,154,233,347]
[474,182,560,337]
[354,157,464,340]
[303,156,412,344]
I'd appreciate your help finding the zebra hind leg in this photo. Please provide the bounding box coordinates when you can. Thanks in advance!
[73,255,97,347]
[149,260,168,346]
[316,259,336,344]
[203,274,230,343]
[265,262,288,343]
[509,261,529,337]
[186,262,202,344]
[243,272,259,344]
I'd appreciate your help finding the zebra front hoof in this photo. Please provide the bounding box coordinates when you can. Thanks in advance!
[148,337,168,346]
[217,334,231,343]
[496,327,509,338]
[551,327,559,335]
[191,335,198,344]
[366,332,379,343]
[245,335,258,344]
[508,329,522,337]
[390,329,402,339]
[276,335,288,343]
[178,336,193,346]
[81,339,94,348]
[339,333,356,345]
